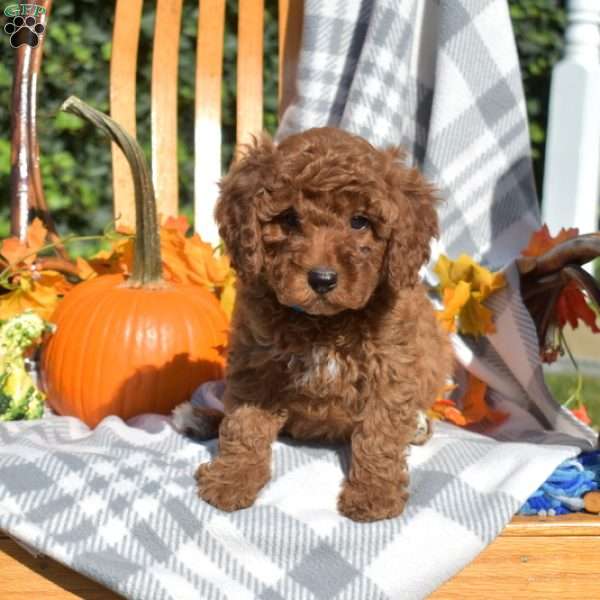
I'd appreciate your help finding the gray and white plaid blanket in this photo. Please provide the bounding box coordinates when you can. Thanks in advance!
[0,1,597,599]
[0,409,582,600]
[278,0,597,446]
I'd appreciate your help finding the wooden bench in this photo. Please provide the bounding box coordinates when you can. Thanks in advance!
[4,0,600,598]
[3,515,600,599]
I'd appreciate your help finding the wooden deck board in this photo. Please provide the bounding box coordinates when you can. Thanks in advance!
[2,515,600,599]
[432,534,600,599]
[0,533,121,599]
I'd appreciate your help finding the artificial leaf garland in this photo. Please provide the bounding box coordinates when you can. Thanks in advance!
[428,384,466,426]
[0,215,236,321]
[460,373,508,426]
[0,218,83,320]
[431,225,600,430]
[520,224,600,425]
[521,224,578,258]
[428,374,508,429]
[522,224,600,336]
[428,255,507,428]
[571,405,592,426]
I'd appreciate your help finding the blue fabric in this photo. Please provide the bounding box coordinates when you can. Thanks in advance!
[519,450,600,516]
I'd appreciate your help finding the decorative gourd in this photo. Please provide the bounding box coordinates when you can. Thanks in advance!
[41,97,228,427]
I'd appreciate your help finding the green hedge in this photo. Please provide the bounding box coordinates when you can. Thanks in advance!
[0,0,566,242]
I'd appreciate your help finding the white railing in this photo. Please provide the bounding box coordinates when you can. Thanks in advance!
[542,0,600,237]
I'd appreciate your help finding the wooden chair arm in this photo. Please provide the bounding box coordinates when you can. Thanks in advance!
[517,234,600,277]
[9,1,56,241]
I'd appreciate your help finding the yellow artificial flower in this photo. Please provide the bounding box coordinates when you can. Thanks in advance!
[434,254,505,336]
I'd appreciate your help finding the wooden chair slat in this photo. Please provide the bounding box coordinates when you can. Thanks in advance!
[8,2,53,239]
[11,48,38,240]
[109,0,143,231]
[278,0,302,117]
[151,0,183,221]
[194,0,226,243]
[278,0,288,105]
[236,0,264,154]
[28,1,55,238]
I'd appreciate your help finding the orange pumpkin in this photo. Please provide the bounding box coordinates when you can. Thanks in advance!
[41,97,228,427]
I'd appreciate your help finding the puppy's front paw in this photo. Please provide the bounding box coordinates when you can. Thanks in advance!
[337,479,408,522]
[195,461,264,511]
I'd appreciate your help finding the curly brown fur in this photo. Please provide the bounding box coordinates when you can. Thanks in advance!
[195,127,453,522]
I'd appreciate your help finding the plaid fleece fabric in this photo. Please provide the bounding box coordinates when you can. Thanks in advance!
[0,414,581,600]
[277,0,596,445]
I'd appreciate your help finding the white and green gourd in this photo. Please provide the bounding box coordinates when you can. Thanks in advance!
[0,311,51,421]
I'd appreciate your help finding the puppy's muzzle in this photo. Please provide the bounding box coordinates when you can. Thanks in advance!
[308,267,338,294]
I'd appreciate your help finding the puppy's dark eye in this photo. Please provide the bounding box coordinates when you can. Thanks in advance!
[350,215,370,230]
[277,209,300,229]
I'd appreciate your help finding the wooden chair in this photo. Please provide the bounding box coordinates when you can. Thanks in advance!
[3,1,600,598]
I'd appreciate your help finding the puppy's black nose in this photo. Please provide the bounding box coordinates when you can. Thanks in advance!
[308,268,338,294]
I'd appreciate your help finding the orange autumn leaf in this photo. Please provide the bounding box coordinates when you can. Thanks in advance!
[428,383,467,426]
[157,218,231,290]
[26,218,48,253]
[521,224,578,257]
[44,270,74,296]
[0,218,48,267]
[89,237,134,276]
[428,397,468,426]
[182,235,230,288]
[0,220,69,321]
[0,237,30,266]
[571,405,592,426]
[556,281,600,333]
[87,217,235,305]
[0,271,67,321]
[163,215,190,235]
[75,257,98,281]
[159,226,190,283]
[429,376,508,428]
[461,373,508,426]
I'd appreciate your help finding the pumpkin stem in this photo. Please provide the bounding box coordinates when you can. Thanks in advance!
[60,96,162,286]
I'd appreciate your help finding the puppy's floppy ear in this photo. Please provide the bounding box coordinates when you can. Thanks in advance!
[215,135,276,281]
[383,148,439,289]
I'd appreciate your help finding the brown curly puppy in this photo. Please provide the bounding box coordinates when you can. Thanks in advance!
[193,127,453,522]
